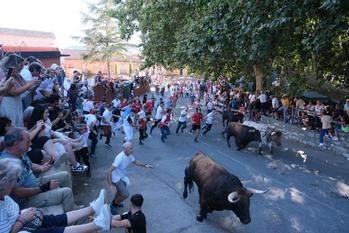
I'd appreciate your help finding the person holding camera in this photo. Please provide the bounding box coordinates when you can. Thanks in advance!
[0,54,39,127]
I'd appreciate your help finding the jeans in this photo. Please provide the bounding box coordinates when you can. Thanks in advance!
[160,127,171,141]
[176,121,187,134]
[202,123,212,135]
[319,128,329,143]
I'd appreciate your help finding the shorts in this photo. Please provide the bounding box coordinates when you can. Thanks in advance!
[113,180,129,197]
[192,125,201,131]
[32,136,50,149]
[33,214,67,233]
[27,149,44,164]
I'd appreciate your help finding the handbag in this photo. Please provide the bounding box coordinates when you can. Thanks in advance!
[22,208,44,231]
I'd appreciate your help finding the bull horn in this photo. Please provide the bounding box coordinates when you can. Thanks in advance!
[247,188,269,194]
[227,192,240,203]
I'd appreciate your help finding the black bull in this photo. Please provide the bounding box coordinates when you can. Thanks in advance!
[183,153,267,224]
[224,122,263,154]
[220,109,244,127]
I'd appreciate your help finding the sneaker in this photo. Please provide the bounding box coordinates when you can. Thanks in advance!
[139,141,144,145]
[90,153,97,159]
[161,137,165,143]
[332,136,338,141]
[194,138,198,143]
[319,143,324,147]
[94,204,111,231]
[90,189,106,216]
[71,162,88,172]
[104,143,112,148]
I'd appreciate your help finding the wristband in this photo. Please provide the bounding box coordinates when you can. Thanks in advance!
[40,182,50,192]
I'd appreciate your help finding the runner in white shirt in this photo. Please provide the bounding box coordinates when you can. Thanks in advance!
[123,110,136,142]
[101,105,113,147]
[107,142,152,212]
[202,110,216,136]
[83,99,94,114]
[112,98,121,109]
[176,106,188,134]
[149,101,164,134]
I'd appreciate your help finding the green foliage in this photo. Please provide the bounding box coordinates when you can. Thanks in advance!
[82,0,126,77]
[113,0,349,92]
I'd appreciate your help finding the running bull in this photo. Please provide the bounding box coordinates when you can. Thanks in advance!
[183,152,267,223]
[224,122,263,154]
[242,121,282,154]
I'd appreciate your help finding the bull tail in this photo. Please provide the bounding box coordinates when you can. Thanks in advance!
[183,165,194,199]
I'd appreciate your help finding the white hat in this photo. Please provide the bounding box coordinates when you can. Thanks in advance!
[50,64,59,70]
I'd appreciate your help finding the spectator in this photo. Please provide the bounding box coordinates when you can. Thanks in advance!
[280,94,289,123]
[111,194,147,232]
[0,128,76,211]
[344,99,349,117]
[319,106,335,147]
[0,158,111,233]
[0,54,39,127]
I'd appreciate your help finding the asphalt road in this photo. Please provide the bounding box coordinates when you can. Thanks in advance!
[73,93,349,233]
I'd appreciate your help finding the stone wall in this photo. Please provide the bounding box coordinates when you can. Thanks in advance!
[260,116,349,159]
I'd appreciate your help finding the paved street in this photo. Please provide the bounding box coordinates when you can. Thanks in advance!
[73,93,349,233]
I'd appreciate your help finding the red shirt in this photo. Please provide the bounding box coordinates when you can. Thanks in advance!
[145,100,154,112]
[160,114,171,128]
[192,113,203,126]
[138,118,146,130]
[132,103,142,113]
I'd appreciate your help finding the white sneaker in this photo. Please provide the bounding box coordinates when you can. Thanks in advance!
[332,136,338,141]
[319,143,324,147]
[90,189,106,216]
[94,204,111,231]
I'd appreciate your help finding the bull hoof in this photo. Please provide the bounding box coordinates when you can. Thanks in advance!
[196,215,204,222]
[183,192,188,199]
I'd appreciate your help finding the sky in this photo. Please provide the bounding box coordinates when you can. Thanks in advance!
[0,0,140,48]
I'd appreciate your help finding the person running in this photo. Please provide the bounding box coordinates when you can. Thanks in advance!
[137,111,147,145]
[149,101,164,134]
[111,194,147,233]
[159,109,171,143]
[123,109,137,142]
[202,109,216,136]
[191,108,203,142]
[107,142,152,214]
[176,106,188,134]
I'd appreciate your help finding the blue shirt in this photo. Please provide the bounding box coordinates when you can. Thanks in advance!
[0,151,40,205]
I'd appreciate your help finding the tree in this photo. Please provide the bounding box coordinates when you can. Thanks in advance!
[113,0,349,93]
[82,0,126,78]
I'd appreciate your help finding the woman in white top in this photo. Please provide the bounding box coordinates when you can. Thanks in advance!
[28,104,88,172]
[0,54,39,127]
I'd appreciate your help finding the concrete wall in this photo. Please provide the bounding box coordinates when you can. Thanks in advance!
[260,116,349,159]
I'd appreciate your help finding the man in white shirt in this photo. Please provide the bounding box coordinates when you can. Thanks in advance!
[202,109,216,135]
[150,101,164,134]
[344,99,349,117]
[176,106,188,134]
[85,112,98,157]
[101,104,113,147]
[112,97,121,109]
[123,109,136,142]
[83,99,94,114]
[107,142,152,214]
[258,91,268,115]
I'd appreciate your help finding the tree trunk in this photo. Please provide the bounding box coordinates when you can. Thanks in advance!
[254,64,264,92]
[107,60,111,79]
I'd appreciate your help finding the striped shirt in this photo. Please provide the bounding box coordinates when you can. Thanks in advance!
[0,196,20,233]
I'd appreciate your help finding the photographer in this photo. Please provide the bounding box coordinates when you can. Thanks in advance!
[47,94,71,131]
[0,54,39,127]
